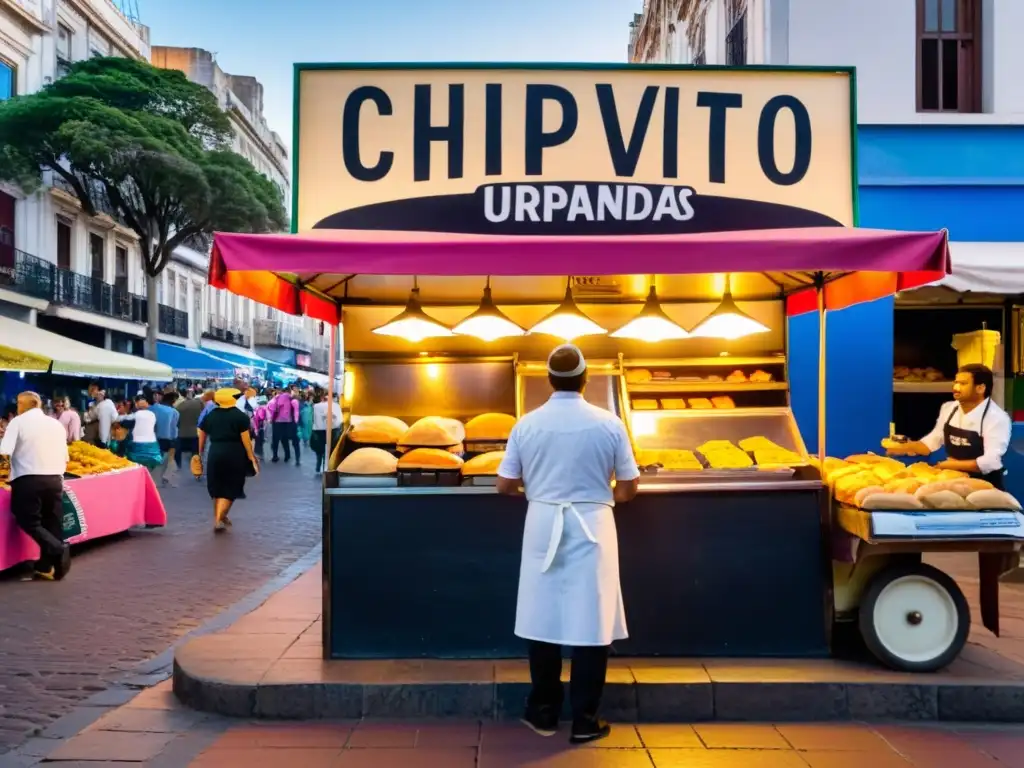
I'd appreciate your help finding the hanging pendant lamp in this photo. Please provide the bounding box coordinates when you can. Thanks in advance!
[452,277,525,341]
[611,280,690,342]
[690,274,770,340]
[527,278,607,341]
[371,277,454,343]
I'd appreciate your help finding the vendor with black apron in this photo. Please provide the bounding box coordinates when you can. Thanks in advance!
[887,364,1011,489]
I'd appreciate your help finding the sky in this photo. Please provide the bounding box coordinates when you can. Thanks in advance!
[142,0,640,152]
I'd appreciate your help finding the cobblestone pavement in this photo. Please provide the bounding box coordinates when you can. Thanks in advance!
[19,692,1024,767]
[0,459,324,752]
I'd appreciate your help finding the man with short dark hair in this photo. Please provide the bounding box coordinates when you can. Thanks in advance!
[0,392,71,580]
[888,363,1011,487]
[496,345,640,744]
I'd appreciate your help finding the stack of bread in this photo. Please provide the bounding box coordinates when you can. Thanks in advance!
[348,416,409,444]
[398,417,465,453]
[464,413,516,441]
[822,454,1021,511]
[698,440,754,469]
[338,447,399,475]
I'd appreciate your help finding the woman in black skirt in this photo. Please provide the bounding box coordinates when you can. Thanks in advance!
[196,388,258,532]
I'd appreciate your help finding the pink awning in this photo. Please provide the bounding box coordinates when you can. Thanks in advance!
[209,227,951,324]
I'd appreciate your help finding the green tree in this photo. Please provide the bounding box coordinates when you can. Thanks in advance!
[0,56,287,357]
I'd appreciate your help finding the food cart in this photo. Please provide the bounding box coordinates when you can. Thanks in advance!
[204,63,1021,672]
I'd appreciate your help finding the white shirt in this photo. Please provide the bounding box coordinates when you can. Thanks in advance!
[119,409,157,443]
[498,391,640,506]
[312,400,342,430]
[94,398,118,444]
[920,398,1011,475]
[0,407,70,480]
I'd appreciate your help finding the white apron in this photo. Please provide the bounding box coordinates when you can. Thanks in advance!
[514,497,628,646]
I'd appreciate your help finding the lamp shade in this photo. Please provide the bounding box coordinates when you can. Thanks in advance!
[690,293,770,340]
[528,284,607,341]
[611,286,690,342]
[371,287,454,342]
[452,286,525,341]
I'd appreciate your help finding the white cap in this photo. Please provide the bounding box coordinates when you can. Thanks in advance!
[547,344,587,377]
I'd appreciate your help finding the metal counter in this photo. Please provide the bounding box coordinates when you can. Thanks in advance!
[323,478,830,660]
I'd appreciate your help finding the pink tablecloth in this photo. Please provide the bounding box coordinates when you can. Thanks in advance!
[0,466,167,572]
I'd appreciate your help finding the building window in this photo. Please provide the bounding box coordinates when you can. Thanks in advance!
[56,218,72,271]
[114,245,127,292]
[56,25,72,78]
[725,0,747,66]
[917,0,981,112]
[0,58,14,101]
[89,233,104,281]
[177,276,187,311]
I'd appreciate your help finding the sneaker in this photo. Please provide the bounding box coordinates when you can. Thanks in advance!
[569,718,610,744]
[56,544,71,580]
[521,705,559,737]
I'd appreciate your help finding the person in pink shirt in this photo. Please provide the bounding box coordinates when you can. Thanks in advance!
[251,401,270,459]
[267,388,300,465]
[53,398,82,444]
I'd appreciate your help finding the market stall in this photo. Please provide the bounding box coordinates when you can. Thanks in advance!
[0,445,167,572]
[205,63,1008,670]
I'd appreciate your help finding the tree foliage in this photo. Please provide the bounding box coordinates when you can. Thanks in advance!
[0,56,287,279]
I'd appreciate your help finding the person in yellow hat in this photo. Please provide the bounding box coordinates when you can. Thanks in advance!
[196,388,259,532]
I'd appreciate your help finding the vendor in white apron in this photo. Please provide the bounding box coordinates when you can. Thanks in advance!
[496,344,640,744]
[886,364,1011,488]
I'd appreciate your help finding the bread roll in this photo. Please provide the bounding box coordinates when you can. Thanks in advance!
[914,480,956,499]
[823,457,852,478]
[349,426,402,444]
[936,469,968,481]
[711,396,735,409]
[835,470,881,503]
[350,416,408,443]
[885,477,924,495]
[338,447,398,475]
[854,485,886,507]
[967,490,1022,511]
[465,413,516,441]
[397,448,464,470]
[462,451,505,476]
[632,399,659,410]
[399,417,461,447]
[960,478,996,493]
[660,399,686,410]
[873,463,911,483]
[845,454,886,465]
[921,490,970,510]
[688,398,713,409]
[909,462,938,478]
[726,370,747,383]
[625,369,652,383]
[861,493,925,510]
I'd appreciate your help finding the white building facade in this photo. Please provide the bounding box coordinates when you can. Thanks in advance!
[151,46,333,373]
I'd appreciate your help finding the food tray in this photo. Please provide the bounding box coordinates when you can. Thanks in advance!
[464,439,507,454]
[462,475,498,486]
[397,469,463,487]
[337,474,398,488]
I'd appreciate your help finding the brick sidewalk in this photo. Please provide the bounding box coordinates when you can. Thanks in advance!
[27,701,1024,766]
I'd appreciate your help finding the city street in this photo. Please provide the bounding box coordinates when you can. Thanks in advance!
[0,459,323,753]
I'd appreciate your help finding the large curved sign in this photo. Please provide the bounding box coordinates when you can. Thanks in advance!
[293,65,855,234]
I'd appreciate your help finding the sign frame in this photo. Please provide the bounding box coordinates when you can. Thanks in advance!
[290,62,860,235]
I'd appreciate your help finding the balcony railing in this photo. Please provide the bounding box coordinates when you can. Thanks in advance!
[202,315,249,347]
[253,318,314,352]
[158,305,189,338]
[0,245,187,333]
[51,175,129,226]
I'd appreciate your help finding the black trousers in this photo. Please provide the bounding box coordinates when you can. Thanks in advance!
[310,430,340,472]
[10,475,65,572]
[527,640,609,723]
[175,436,199,468]
[271,422,300,462]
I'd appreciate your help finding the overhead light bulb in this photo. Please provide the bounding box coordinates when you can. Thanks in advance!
[372,285,453,342]
[528,282,607,341]
[452,282,525,342]
[690,276,770,340]
[611,285,690,342]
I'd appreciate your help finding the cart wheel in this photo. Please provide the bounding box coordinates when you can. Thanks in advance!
[859,562,969,673]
